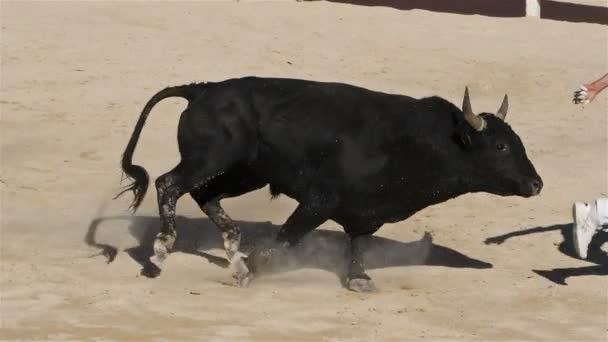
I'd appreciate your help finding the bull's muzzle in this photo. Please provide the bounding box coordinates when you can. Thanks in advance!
[523,177,543,197]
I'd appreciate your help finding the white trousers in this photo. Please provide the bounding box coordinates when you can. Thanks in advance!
[596,197,608,227]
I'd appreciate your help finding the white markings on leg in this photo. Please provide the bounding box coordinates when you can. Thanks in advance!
[153,232,176,265]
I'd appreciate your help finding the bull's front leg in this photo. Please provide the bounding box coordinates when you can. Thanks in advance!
[246,190,338,280]
[344,226,379,292]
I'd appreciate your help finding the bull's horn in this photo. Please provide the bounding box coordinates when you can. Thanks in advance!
[462,87,486,131]
[496,94,508,120]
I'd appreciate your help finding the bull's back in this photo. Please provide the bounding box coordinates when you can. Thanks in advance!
[238,77,429,201]
[248,76,416,150]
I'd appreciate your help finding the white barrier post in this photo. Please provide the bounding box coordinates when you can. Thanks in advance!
[526,0,541,17]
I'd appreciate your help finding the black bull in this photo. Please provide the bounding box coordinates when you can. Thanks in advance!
[116,77,542,291]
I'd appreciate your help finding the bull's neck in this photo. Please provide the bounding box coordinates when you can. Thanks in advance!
[420,161,483,206]
[422,176,473,206]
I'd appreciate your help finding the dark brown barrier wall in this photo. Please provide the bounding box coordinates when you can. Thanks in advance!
[541,0,608,25]
[312,0,608,25]
[324,0,525,17]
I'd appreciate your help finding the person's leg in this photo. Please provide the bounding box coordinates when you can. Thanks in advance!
[572,198,606,258]
[595,197,608,227]
[573,72,608,104]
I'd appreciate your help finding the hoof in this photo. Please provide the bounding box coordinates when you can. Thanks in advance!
[346,277,376,293]
[230,252,250,273]
[153,233,176,264]
[232,270,254,288]
[141,263,161,278]
[153,242,168,264]
[231,252,254,288]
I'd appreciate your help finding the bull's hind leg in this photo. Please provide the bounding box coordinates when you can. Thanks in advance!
[152,157,239,270]
[198,198,242,261]
[152,163,196,265]
[195,198,253,286]
[190,169,266,286]
[150,89,257,275]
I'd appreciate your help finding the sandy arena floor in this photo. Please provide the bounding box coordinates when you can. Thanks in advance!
[1,1,607,341]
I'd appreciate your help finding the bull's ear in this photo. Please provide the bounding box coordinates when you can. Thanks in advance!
[459,131,473,149]
[455,125,474,150]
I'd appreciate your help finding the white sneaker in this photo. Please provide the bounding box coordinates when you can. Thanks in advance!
[572,201,598,259]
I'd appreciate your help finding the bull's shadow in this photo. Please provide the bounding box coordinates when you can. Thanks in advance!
[485,224,608,285]
[85,215,492,284]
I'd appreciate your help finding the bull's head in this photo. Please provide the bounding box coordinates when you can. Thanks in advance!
[457,87,543,197]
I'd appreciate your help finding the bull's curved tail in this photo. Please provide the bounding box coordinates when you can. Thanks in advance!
[114,83,207,212]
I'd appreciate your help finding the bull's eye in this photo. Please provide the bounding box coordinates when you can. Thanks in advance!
[496,143,508,152]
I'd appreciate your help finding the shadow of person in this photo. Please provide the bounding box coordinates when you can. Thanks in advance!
[85,215,492,285]
[484,224,608,285]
